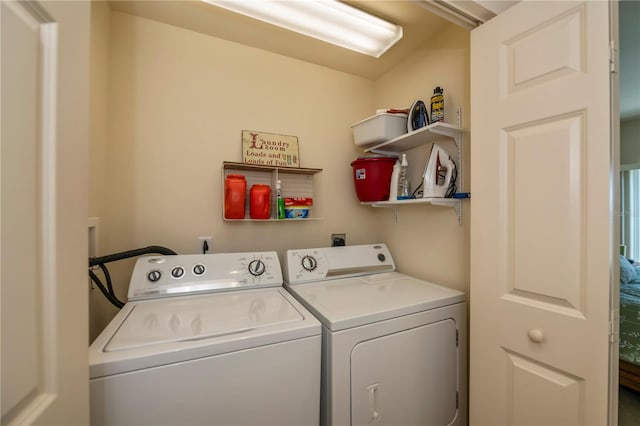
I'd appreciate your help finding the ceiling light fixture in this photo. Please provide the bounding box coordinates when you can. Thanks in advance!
[202,0,403,58]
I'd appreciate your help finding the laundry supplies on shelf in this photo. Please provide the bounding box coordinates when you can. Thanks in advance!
[350,154,397,202]
[398,153,412,199]
[423,143,457,198]
[430,86,444,123]
[351,112,408,147]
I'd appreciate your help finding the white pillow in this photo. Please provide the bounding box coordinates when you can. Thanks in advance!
[620,254,636,284]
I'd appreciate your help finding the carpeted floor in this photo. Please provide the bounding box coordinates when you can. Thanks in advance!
[619,386,640,425]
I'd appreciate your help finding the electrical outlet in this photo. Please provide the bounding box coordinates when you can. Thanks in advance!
[331,233,346,247]
[197,236,213,254]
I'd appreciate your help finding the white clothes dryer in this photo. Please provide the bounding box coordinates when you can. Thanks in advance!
[90,251,321,426]
[283,244,467,426]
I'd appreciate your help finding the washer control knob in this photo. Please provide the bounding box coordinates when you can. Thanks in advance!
[192,264,206,276]
[147,270,162,282]
[377,253,386,262]
[171,266,185,279]
[301,255,317,272]
[248,260,266,276]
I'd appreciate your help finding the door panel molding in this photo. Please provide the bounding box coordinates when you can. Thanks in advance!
[502,3,586,95]
[1,1,58,423]
[505,349,585,426]
[500,112,586,316]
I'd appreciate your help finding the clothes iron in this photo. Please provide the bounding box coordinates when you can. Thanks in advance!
[407,99,429,132]
[422,143,457,198]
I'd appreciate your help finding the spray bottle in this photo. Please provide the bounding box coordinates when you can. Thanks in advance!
[398,153,411,199]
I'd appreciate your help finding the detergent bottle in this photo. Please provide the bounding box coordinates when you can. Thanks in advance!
[250,184,271,219]
[224,174,246,219]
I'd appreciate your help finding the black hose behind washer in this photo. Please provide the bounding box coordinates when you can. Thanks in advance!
[89,245,177,267]
[89,245,177,309]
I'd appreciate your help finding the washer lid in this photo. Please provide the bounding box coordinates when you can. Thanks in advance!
[286,272,465,331]
[105,288,303,352]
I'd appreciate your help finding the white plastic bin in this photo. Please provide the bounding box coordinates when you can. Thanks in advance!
[351,113,407,147]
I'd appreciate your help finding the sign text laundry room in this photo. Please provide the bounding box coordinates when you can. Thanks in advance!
[242,130,300,167]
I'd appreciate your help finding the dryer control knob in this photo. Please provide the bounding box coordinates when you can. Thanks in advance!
[147,270,162,282]
[248,259,266,276]
[301,255,317,271]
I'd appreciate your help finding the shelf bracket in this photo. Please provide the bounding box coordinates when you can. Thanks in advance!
[430,198,462,225]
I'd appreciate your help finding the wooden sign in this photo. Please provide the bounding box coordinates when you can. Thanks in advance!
[242,130,300,168]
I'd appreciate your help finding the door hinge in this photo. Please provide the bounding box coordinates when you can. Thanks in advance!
[610,40,617,73]
[456,391,459,409]
[609,310,616,343]
[456,329,459,347]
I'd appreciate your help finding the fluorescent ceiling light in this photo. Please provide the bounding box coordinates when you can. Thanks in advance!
[202,0,403,58]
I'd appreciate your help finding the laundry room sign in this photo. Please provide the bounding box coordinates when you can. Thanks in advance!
[242,130,300,168]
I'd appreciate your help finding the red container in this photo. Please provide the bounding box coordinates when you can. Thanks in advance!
[250,184,271,219]
[350,156,396,202]
[224,174,246,219]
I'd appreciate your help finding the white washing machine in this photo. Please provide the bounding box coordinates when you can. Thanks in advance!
[283,244,467,426]
[89,251,321,426]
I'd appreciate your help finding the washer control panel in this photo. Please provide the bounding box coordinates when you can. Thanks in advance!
[284,243,395,285]
[128,252,282,301]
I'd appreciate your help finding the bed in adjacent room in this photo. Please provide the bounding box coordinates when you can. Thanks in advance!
[619,255,640,392]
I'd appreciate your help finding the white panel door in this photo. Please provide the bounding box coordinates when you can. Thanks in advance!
[470,1,614,425]
[1,1,89,424]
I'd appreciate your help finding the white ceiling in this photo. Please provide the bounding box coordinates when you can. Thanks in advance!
[108,1,636,118]
[109,0,458,80]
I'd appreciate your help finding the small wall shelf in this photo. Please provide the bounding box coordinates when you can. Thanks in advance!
[222,162,322,221]
[364,122,463,155]
[357,110,467,224]
[362,197,462,224]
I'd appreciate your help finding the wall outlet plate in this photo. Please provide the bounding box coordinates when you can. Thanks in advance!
[197,236,213,254]
[331,233,346,247]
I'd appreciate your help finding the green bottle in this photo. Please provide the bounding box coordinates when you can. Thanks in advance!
[277,180,285,219]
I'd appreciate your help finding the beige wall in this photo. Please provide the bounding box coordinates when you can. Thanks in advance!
[89,7,471,337]
[89,0,116,343]
[374,24,471,294]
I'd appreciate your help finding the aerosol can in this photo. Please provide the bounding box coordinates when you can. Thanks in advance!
[430,87,444,123]
[423,143,456,198]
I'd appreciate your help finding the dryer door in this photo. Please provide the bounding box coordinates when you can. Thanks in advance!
[351,319,459,425]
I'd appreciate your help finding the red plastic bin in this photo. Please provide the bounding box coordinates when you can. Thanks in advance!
[350,156,396,202]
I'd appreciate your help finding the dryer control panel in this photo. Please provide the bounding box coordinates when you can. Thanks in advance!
[128,252,282,300]
[284,244,395,285]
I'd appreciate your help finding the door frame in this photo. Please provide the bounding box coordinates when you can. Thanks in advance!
[608,0,621,424]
